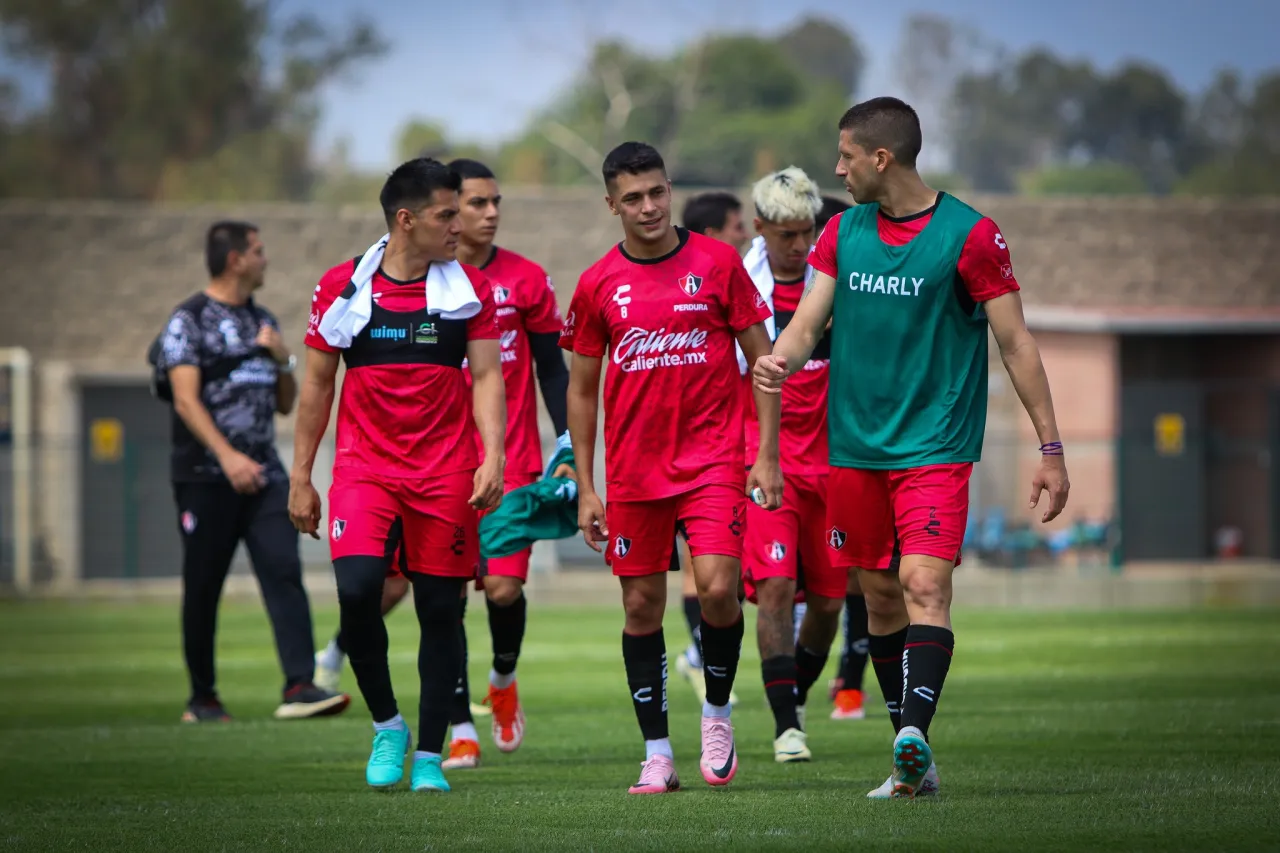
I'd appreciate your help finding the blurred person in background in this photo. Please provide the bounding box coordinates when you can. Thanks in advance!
[671,190,750,707]
[157,221,351,725]
[811,194,873,723]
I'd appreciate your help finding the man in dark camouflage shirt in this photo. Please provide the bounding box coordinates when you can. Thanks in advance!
[159,221,350,723]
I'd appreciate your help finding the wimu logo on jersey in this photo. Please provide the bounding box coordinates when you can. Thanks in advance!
[612,327,709,373]
[846,272,925,297]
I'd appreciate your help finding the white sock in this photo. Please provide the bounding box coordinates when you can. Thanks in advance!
[373,713,406,733]
[792,603,807,646]
[685,644,703,669]
[490,668,516,690]
[702,701,731,719]
[644,738,674,760]
[413,750,441,762]
[451,722,478,742]
[318,639,344,671]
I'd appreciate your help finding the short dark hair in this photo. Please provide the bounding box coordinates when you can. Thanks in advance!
[681,192,742,234]
[448,158,496,182]
[838,97,923,169]
[816,195,852,233]
[602,141,666,190]
[379,157,462,226]
[206,221,257,277]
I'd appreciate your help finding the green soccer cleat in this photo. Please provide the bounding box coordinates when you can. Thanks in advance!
[891,726,934,798]
[366,723,411,789]
[411,754,451,793]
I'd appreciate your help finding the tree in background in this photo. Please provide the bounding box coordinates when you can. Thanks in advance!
[0,0,384,200]
[497,16,864,188]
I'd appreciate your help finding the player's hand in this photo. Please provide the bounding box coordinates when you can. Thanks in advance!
[288,477,322,539]
[578,489,608,553]
[220,450,265,495]
[747,457,784,511]
[550,462,577,482]
[255,324,289,364]
[470,457,504,511]
[753,354,788,395]
[1030,454,1070,523]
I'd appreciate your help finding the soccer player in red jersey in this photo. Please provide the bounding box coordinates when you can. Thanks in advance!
[288,157,506,793]
[755,98,1070,798]
[736,166,848,765]
[560,142,783,794]
[442,157,572,768]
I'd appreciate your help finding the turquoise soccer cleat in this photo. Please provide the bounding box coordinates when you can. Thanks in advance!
[410,754,451,793]
[366,724,411,789]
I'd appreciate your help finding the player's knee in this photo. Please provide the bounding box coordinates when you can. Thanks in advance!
[754,577,794,613]
[621,581,665,632]
[334,556,388,609]
[860,578,906,620]
[809,593,844,619]
[901,570,949,611]
[485,577,523,607]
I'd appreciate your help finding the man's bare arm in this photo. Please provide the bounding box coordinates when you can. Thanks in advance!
[289,348,340,483]
[737,323,780,461]
[985,292,1061,446]
[466,337,507,464]
[773,270,836,374]
[567,353,603,496]
[170,365,237,461]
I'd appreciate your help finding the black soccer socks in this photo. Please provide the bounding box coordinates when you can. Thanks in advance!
[623,629,669,741]
[487,592,527,677]
[900,624,954,739]
[794,645,829,706]
[762,655,801,736]
[699,612,744,709]
[840,593,870,691]
[869,626,910,733]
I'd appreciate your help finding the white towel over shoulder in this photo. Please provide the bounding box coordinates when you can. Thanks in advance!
[318,233,482,349]
[736,235,778,375]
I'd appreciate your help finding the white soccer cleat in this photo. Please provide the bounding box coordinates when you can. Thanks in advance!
[313,652,342,693]
[867,761,941,798]
[773,727,811,763]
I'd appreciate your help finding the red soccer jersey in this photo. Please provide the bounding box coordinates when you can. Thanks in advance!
[807,195,1021,302]
[461,247,563,475]
[305,259,500,478]
[559,229,772,502]
[743,276,830,475]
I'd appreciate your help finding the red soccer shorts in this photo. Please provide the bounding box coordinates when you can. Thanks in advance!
[744,473,847,602]
[475,470,540,589]
[826,463,972,570]
[605,482,746,577]
[329,469,479,578]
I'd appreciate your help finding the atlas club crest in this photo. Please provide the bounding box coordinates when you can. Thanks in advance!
[678,273,702,297]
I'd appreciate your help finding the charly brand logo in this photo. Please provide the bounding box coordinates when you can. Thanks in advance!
[612,327,708,373]
[414,323,437,344]
[846,272,925,297]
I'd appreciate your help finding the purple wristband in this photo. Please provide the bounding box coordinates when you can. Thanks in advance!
[1040,441,1063,456]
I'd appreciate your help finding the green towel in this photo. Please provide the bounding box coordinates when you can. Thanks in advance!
[479,442,578,559]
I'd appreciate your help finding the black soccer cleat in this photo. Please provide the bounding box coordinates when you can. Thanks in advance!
[274,683,352,720]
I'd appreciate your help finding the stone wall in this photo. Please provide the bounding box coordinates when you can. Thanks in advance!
[2,192,1279,371]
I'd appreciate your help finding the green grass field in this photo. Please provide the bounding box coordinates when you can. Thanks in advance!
[1,598,1276,852]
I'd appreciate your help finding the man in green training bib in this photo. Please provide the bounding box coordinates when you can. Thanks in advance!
[753,96,1070,800]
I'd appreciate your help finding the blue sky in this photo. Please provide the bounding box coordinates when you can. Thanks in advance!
[2,0,1276,170]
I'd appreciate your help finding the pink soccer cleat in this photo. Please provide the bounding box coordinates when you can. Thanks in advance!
[699,716,738,786]
[628,754,680,795]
